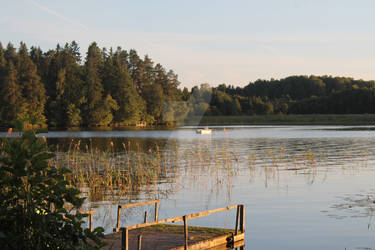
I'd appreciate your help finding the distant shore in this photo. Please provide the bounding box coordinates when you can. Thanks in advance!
[183,114,375,126]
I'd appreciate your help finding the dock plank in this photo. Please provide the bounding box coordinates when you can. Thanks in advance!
[103,224,238,250]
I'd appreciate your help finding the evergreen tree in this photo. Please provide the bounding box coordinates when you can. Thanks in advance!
[0,62,23,125]
[84,42,105,126]
[128,49,142,92]
[4,43,17,65]
[0,41,187,127]
[144,83,164,122]
[17,43,47,128]
[0,43,5,69]
[0,43,6,98]
[103,48,145,124]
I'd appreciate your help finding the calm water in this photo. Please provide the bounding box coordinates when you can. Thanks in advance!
[4,125,375,249]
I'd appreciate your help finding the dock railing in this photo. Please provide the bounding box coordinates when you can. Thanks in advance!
[82,210,96,232]
[117,204,245,250]
[114,199,160,233]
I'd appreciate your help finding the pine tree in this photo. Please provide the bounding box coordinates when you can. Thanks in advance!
[84,42,104,126]
[0,62,23,125]
[104,48,145,124]
[17,42,47,128]
[0,43,6,99]
[144,83,164,122]
[0,43,5,68]
[4,43,17,65]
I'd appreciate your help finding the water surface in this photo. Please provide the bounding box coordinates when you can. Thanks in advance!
[3,125,375,249]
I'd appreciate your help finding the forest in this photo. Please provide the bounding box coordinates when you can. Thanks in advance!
[1,41,375,128]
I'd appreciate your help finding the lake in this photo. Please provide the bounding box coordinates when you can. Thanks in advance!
[4,125,375,249]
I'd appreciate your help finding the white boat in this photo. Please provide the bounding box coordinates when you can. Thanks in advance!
[196,128,212,134]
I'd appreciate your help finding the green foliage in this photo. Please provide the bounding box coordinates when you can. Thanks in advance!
[91,94,119,126]
[144,84,164,122]
[17,43,47,128]
[162,101,189,124]
[0,41,185,127]
[67,103,82,127]
[84,43,104,126]
[0,130,104,249]
[4,40,375,127]
[0,62,22,125]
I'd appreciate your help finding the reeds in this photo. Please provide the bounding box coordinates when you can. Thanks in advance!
[49,138,370,204]
[53,139,178,203]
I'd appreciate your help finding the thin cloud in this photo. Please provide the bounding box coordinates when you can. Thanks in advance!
[26,0,88,30]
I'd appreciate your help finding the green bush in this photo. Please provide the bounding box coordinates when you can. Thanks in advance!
[0,130,105,249]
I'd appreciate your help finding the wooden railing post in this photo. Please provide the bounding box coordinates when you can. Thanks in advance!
[239,205,245,233]
[116,205,122,231]
[82,210,96,232]
[154,201,159,221]
[183,215,188,250]
[114,200,159,232]
[144,211,148,223]
[235,205,240,235]
[121,227,129,250]
[137,234,142,250]
[89,213,93,232]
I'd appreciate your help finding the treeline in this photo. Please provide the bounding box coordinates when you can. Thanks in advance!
[196,75,375,116]
[1,41,375,128]
[0,41,189,128]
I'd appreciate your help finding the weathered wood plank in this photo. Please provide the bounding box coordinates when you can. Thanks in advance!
[121,227,128,250]
[114,200,160,232]
[126,205,238,230]
[186,205,238,220]
[144,211,147,223]
[239,204,245,232]
[82,210,96,232]
[82,210,96,215]
[235,205,240,235]
[183,215,188,250]
[137,234,142,250]
[119,200,159,209]
[116,206,121,231]
[170,232,244,250]
[154,202,159,221]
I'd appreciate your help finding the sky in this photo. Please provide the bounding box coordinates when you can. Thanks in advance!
[1,0,375,88]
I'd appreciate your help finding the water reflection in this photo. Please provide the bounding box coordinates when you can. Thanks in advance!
[3,126,375,248]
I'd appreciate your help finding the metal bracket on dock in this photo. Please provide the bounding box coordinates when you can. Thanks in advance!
[227,232,235,248]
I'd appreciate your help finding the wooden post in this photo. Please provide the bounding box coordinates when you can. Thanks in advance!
[116,205,122,230]
[137,234,142,250]
[183,215,188,250]
[154,202,159,221]
[144,211,148,223]
[239,205,245,233]
[82,210,95,232]
[89,213,93,232]
[121,227,128,250]
[235,205,240,235]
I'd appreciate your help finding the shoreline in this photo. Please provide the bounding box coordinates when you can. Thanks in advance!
[2,114,375,132]
[182,114,375,126]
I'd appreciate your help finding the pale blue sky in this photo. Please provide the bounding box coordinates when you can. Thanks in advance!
[1,0,375,88]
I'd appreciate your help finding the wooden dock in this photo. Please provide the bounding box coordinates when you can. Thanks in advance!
[86,200,245,249]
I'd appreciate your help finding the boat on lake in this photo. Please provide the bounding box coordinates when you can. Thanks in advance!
[196,127,212,134]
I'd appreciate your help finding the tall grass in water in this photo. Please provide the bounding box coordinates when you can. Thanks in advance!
[50,138,369,204]
[53,139,178,203]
